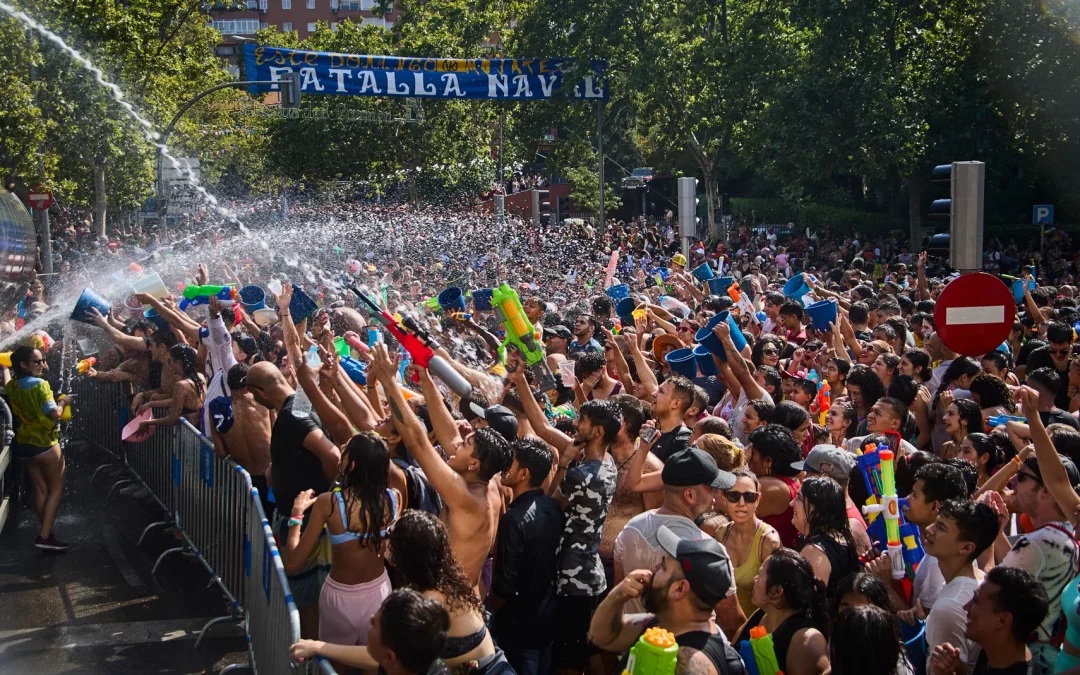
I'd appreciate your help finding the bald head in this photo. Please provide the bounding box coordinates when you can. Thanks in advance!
[245,361,293,409]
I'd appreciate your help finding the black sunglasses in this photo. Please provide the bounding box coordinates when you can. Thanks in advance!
[724,490,760,504]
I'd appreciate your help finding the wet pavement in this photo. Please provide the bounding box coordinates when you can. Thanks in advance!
[0,440,248,674]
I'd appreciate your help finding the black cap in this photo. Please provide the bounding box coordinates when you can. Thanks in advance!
[661,448,736,490]
[544,325,573,340]
[656,525,734,606]
[469,403,519,442]
[1023,454,1080,488]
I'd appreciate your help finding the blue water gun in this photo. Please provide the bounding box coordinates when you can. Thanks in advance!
[858,442,925,585]
[339,355,367,386]
[987,414,1025,428]
[179,284,237,311]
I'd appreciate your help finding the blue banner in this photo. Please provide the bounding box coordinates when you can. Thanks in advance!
[242,44,608,101]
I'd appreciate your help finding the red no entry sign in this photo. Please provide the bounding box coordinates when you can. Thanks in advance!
[27,185,52,211]
[934,272,1015,356]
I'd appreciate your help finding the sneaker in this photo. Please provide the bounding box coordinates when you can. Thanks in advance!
[35,534,70,551]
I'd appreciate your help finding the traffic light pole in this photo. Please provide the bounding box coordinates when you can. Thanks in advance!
[155,78,287,237]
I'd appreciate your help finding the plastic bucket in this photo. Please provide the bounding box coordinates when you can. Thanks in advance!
[707,277,734,296]
[144,307,168,331]
[666,347,698,379]
[289,284,318,323]
[615,297,637,325]
[472,288,494,311]
[1012,278,1035,304]
[606,284,630,301]
[71,288,112,324]
[131,273,169,303]
[438,287,466,313]
[252,308,278,327]
[805,299,839,331]
[783,274,812,302]
[124,295,143,311]
[239,285,266,312]
[693,345,719,377]
[691,262,714,281]
[695,311,747,361]
[900,620,927,675]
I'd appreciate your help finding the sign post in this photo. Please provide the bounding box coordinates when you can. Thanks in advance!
[934,272,1016,356]
[1034,205,1053,261]
[27,185,53,274]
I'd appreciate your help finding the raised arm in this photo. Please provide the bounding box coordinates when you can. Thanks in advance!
[140,293,201,343]
[90,308,148,353]
[417,367,464,456]
[714,321,765,401]
[623,421,663,493]
[625,329,658,400]
[330,369,380,432]
[507,358,572,455]
[838,313,865,361]
[917,252,931,301]
[1022,273,1044,327]
[1020,386,1080,517]
[295,347,355,447]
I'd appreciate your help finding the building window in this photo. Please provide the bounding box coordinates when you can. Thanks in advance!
[245,0,257,8]
[282,21,292,30]
[364,16,385,28]
[282,0,291,8]
[215,44,237,56]
[307,22,316,32]
[360,0,373,9]
[226,64,241,78]
[339,0,359,8]
[331,21,338,30]
[260,21,269,29]
[306,0,315,8]
[210,19,260,34]
[259,0,267,9]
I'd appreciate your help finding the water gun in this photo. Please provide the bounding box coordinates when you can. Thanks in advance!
[74,357,97,374]
[57,394,72,421]
[180,285,238,310]
[491,282,557,391]
[622,627,677,675]
[343,331,371,355]
[339,355,367,386]
[860,444,925,585]
[0,352,10,368]
[987,414,1025,428]
[350,287,473,398]
[736,626,782,675]
[815,380,831,425]
[449,311,473,322]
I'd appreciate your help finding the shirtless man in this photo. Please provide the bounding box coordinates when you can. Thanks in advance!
[209,362,273,515]
[370,343,511,592]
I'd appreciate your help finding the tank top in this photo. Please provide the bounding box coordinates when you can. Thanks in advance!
[734,610,819,673]
[1059,574,1080,671]
[761,475,801,548]
[801,533,860,596]
[721,521,767,618]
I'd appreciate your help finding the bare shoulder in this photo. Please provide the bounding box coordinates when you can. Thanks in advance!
[676,646,719,675]
[644,452,664,471]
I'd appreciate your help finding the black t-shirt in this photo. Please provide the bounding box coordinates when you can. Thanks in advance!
[1025,347,1070,409]
[652,424,692,462]
[269,395,328,517]
[1041,409,1080,431]
[971,651,1033,675]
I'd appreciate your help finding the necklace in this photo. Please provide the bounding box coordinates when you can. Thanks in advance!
[616,449,637,471]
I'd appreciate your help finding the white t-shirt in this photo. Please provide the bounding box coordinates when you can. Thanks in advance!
[924,575,981,674]
[729,389,774,445]
[912,554,945,610]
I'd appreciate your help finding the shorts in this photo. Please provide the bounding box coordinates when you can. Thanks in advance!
[274,511,331,608]
[14,442,54,460]
[319,570,392,646]
[553,594,602,670]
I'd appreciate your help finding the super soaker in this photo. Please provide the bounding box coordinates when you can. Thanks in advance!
[74,357,96,374]
[180,285,238,310]
[815,381,831,425]
[987,414,1025,427]
[737,626,782,675]
[491,283,556,391]
[860,444,924,583]
[623,627,678,675]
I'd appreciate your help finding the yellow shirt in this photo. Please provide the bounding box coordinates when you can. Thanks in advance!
[5,376,59,448]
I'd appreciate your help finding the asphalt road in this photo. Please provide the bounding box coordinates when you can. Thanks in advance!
[0,439,248,674]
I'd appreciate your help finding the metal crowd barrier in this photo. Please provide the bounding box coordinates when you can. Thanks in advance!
[69,379,335,675]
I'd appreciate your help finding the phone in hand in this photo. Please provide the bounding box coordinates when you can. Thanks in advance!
[640,425,660,444]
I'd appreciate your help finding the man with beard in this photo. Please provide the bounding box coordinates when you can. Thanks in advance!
[590,526,745,675]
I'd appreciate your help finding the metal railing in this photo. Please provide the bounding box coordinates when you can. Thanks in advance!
[68,378,335,675]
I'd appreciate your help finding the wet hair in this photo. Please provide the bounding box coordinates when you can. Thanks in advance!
[964,432,1007,475]
[150,329,178,349]
[511,437,554,488]
[340,431,393,551]
[579,399,624,444]
[886,375,918,407]
[747,398,776,424]
[793,379,818,398]
[885,317,909,347]
[981,350,1010,373]
[1049,428,1080,468]
[611,393,652,438]
[227,362,249,391]
[233,332,261,362]
[829,605,903,675]
[459,391,490,421]
[950,398,985,436]
[943,458,978,496]
[169,343,204,398]
[828,357,851,383]
[846,365,886,410]
[1045,321,1073,345]
[9,345,40,379]
[378,589,451,675]
[1028,367,1063,397]
[591,295,613,317]
[932,357,980,410]
[129,319,155,335]
[800,476,854,548]
[389,510,483,615]
[471,427,513,481]
[763,548,830,638]
[873,323,896,342]
[665,376,697,414]
[696,415,732,439]
[914,461,969,502]
[938,499,999,562]
[758,365,782,396]
[695,434,743,472]
[773,401,811,434]
[968,375,1012,414]
[876,353,901,379]
[575,350,607,379]
[830,400,858,439]
[747,425,803,477]
[731,468,760,489]
[829,572,893,621]
[779,301,803,319]
[848,302,869,325]
[984,566,1050,644]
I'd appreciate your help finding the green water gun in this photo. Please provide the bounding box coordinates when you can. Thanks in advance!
[179,284,237,310]
[623,627,678,675]
[491,282,556,391]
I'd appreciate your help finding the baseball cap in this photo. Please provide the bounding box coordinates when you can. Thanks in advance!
[544,325,573,340]
[671,253,687,267]
[1023,454,1080,488]
[469,403,519,442]
[792,445,856,480]
[656,525,734,606]
[661,448,736,490]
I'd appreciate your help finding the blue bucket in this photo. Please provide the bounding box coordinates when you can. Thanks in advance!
[289,284,319,323]
[783,274,813,304]
[695,311,747,361]
[707,277,735,296]
[804,299,838,331]
[665,347,698,379]
[606,284,630,301]
[472,288,494,311]
[144,307,168,331]
[1012,278,1035,304]
[71,288,112,324]
[900,620,927,675]
[691,262,714,281]
[438,287,466,313]
[693,345,719,376]
[615,297,637,325]
[239,285,266,312]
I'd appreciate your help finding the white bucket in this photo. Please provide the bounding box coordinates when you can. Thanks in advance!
[131,273,169,305]
[252,308,278,327]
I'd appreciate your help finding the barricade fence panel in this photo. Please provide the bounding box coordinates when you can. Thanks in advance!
[67,380,335,675]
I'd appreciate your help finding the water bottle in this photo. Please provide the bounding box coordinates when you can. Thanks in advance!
[305,345,322,369]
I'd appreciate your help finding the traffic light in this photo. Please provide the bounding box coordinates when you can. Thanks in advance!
[929,161,985,271]
[677,177,699,239]
[280,72,302,109]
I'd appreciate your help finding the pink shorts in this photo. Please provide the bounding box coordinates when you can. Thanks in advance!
[318,569,392,646]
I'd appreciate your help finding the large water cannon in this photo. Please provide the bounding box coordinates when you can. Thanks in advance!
[179,284,238,311]
[491,282,556,391]
[0,187,40,311]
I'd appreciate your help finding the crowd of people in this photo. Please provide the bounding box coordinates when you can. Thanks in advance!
[8,196,1080,675]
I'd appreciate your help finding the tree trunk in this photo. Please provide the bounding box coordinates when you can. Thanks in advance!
[907,176,922,251]
[704,167,719,243]
[92,161,107,238]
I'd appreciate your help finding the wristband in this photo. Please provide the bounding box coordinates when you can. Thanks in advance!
[1011,456,1023,468]
[288,517,303,527]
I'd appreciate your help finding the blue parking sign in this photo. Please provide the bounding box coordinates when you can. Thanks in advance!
[1034,205,1054,225]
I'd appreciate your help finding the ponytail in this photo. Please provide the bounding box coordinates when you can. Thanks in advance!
[763,548,832,639]
[809,577,831,640]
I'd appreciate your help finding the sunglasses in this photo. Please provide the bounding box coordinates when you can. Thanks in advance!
[1016,470,1041,484]
[724,490,760,504]
[1049,348,1072,357]
[762,349,779,356]
[28,358,45,365]
[677,326,693,333]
